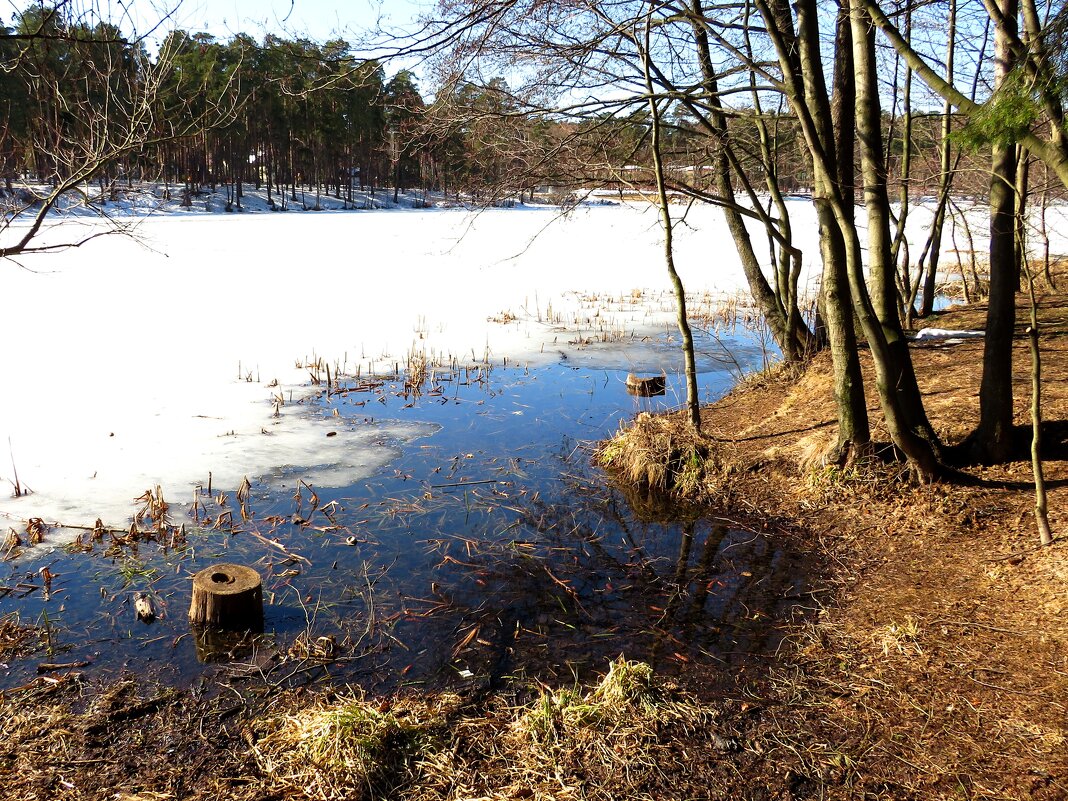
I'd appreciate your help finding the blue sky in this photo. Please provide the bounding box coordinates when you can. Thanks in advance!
[0,0,437,75]
[0,0,428,44]
[163,0,427,41]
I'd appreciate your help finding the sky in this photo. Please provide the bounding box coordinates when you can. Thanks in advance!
[167,0,428,41]
[0,0,428,45]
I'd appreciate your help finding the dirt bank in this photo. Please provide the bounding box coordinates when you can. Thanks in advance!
[667,291,1068,799]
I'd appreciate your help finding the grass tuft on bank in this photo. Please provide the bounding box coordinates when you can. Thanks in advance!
[243,657,726,801]
[598,411,725,499]
[251,692,456,800]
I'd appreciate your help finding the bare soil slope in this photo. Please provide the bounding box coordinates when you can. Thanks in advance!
[691,289,1068,799]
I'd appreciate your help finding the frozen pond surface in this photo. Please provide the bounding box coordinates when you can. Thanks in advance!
[1,203,816,529]
[0,353,806,691]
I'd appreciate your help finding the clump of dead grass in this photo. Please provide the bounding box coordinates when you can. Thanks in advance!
[516,657,664,747]
[502,657,722,798]
[250,692,456,800]
[0,612,47,660]
[413,657,723,801]
[598,412,723,500]
[874,615,923,657]
[795,430,838,475]
[248,659,725,801]
[799,442,914,506]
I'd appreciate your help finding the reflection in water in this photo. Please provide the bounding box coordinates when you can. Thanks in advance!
[0,332,806,694]
[192,626,259,664]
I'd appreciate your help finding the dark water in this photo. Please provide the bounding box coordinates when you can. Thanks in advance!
[0,327,808,693]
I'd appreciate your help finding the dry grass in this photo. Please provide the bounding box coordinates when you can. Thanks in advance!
[251,691,456,800]
[597,412,723,499]
[411,657,727,801]
[0,612,46,661]
[239,658,731,801]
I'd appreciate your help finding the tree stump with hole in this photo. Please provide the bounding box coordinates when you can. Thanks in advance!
[188,563,263,631]
[626,373,666,397]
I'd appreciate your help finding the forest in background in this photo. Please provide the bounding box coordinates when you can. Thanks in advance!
[0,1,1033,210]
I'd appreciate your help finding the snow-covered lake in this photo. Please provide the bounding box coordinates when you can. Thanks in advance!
[2,200,824,530]
[2,192,1042,532]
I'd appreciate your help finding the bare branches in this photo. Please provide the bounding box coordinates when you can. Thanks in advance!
[0,3,244,260]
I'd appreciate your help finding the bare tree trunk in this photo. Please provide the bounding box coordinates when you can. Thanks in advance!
[889,1,914,325]
[920,0,957,317]
[786,0,871,457]
[852,0,942,459]
[642,15,700,432]
[1024,265,1053,545]
[1040,167,1054,288]
[1015,147,1030,277]
[972,0,1020,464]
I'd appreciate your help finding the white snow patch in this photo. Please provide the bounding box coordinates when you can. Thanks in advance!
[912,328,985,341]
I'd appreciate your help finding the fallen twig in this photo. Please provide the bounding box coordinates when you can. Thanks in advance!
[429,479,507,489]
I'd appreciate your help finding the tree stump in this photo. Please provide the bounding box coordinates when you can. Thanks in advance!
[188,563,263,631]
[626,373,667,397]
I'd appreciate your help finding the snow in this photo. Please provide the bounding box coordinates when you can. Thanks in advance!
[0,192,1053,534]
[1,199,780,532]
[912,328,985,340]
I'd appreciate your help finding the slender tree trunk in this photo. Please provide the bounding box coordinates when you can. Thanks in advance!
[893,57,915,325]
[690,0,812,361]
[744,18,812,359]
[1015,147,1030,280]
[818,200,870,455]
[920,0,956,317]
[758,0,870,456]
[1040,167,1054,288]
[852,0,942,457]
[1024,270,1053,545]
[972,0,1020,464]
[642,14,700,432]
[802,0,871,456]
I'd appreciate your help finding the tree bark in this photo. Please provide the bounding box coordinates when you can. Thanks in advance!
[920,0,956,317]
[1024,275,1053,545]
[642,17,701,431]
[972,0,1020,464]
[795,0,871,456]
[852,0,942,457]
[765,0,939,476]
[755,0,870,456]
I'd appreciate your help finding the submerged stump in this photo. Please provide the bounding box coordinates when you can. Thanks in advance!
[189,563,263,630]
[193,626,257,664]
[626,373,667,397]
